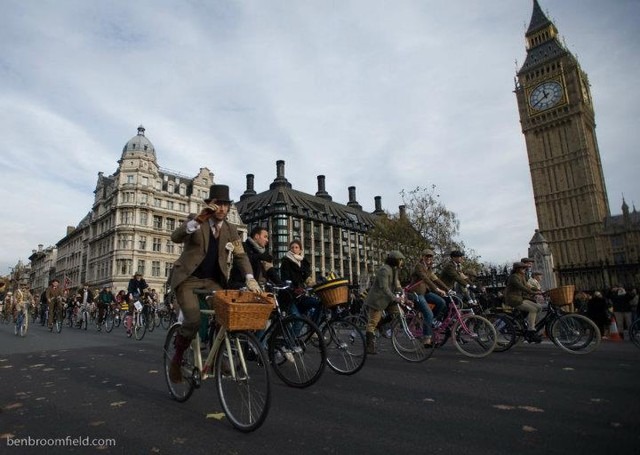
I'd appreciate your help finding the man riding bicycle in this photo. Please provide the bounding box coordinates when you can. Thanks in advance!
[168,184,261,383]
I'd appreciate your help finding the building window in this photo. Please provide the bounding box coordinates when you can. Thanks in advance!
[122,192,134,202]
[154,198,162,207]
[139,236,147,250]
[141,176,148,186]
[166,240,174,254]
[179,202,186,212]
[165,262,173,278]
[122,210,134,224]
[127,175,134,184]
[140,212,148,226]
[153,215,163,230]
[117,259,133,275]
[152,261,161,277]
[167,201,174,210]
[166,218,176,231]
[152,238,162,252]
[137,260,145,276]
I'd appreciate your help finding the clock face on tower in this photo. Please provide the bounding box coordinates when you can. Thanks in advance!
[528,80,564,111]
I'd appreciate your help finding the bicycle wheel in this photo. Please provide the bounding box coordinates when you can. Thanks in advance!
[20,319,27,337]
[114,312,122,328]
[485,313,517,353]
[322,319,367,375]
[163,324,196,402]
[452,315,497,358]
[391,313,435,363]
[147,311,156,332]
[160,311,172,330]
[550,314,601,354]
[268,315,326,388]
[82,312,88,330]
[134,314,147,340]
[630,319,640,349]
[216,331,271,432]
[105,313,114,333]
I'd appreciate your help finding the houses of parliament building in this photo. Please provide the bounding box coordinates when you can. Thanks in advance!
[25,0,638,296]
[516,0,639,290]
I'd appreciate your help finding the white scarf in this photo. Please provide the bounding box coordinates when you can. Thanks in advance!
[247,237,265,254]
[285,250,304,267]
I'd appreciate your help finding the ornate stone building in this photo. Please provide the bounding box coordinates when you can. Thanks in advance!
[515,1,639,290]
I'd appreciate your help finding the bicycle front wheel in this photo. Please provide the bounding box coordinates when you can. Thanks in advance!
[134,315,147,340]
[105,313,114,333]
[163,324,196,402]
[550,314,601,354]
[485,313,517,353]
[216,331,271,432]
[391,313,435,363]
[452,315,497,358]
[322,319,367,375]
[268,315,326,388]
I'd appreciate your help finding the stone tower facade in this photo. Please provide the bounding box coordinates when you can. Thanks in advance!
[515,1,615,289]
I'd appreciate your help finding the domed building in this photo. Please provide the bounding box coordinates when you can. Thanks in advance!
[46,126,246,294]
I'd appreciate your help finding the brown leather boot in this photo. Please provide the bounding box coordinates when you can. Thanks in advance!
[366,332,377,355]
[169,333,192,383]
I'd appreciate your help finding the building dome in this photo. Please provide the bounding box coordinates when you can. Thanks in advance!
[121,125,156,158]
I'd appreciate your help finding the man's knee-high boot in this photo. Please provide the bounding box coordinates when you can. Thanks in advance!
[366,332,377,355]
[170,333,192,383]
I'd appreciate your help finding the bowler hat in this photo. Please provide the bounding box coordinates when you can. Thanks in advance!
[513,262,528,270]
[450,250,464,258]
[520,257,534,263]
[205,184,232,204]
[422,249,435,257]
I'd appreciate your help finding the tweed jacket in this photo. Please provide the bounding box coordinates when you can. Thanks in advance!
[365,264,402,311]
[170,219,253,289]
[409,260,449,295]
[503,272,536,307]
[438,259,470,290]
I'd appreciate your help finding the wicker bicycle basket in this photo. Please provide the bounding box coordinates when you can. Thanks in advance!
[548,285,575,307]
[313,279,350,308]
[213,290,274,331]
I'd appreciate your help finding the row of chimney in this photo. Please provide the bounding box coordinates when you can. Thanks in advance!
[240,160,386,214]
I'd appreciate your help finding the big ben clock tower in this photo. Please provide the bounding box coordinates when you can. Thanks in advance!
[515,0,611,288]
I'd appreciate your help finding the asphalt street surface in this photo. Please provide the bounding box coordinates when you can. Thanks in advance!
[1,319,638,454]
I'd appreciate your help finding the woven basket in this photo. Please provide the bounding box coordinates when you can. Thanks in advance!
[548,285,575,306]
[213,290,274,331]
[313,279,349,308]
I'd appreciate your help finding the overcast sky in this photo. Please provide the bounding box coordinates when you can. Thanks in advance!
[1,0,638,275]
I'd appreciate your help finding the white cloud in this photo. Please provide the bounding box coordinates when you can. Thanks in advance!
[0,0,638,274]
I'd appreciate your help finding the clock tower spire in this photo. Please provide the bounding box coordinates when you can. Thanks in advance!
[514,1,610,289]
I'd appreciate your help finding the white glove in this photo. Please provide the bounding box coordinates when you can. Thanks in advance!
[246,277,262,293]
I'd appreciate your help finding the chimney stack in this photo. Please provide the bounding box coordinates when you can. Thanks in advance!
[240,174,257,200]
[346,186,362,210]
[270,160,292,189]
[315,175,332,201]
[373,196,384,215]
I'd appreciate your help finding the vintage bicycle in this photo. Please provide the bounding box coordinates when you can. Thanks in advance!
[349,289,496,360]
[163,288,271,432]
[487,294,601,354]
[259,282,327,388]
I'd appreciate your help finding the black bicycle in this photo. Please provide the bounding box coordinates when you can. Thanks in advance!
[260,282,327,388]
[487,296,601,354]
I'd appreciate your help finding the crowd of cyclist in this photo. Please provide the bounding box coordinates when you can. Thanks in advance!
[0,274,171,337]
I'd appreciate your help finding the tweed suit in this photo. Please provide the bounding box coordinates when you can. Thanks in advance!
[170,218,253,338]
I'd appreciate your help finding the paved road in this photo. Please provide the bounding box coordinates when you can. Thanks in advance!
[1,320,639,454]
